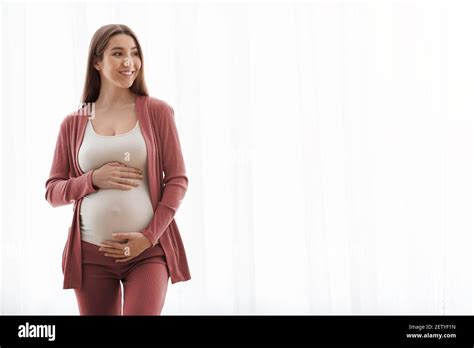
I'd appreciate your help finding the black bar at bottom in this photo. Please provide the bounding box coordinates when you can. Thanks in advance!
[0,315,472,346]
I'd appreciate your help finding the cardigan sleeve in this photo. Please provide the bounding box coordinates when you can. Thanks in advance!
[44,116,98,207]
[141,105,188,246]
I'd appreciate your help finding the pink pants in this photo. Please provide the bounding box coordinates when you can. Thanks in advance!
[74,239,169,315]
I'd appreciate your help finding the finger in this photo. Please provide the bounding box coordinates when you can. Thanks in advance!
[114,178,140,188]
[108,161,126,167]
[112,233,130,240]
[117,164,142,173]
[102,248,123,255]
[110,169,142,183]
[111,181,136,190]
[111,174,139,185]
[119,171,143,180]
[101,240,128,249]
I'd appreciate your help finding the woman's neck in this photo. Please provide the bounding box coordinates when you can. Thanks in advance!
[95,86,136,110]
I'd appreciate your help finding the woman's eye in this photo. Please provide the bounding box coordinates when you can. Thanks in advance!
[113,52,138,57]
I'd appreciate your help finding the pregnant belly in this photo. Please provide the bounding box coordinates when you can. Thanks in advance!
[80,187,154,245]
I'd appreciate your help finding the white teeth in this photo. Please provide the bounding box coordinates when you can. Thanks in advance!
[120,71,133,76]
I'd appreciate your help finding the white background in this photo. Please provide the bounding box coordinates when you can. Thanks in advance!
[1,0,472,314]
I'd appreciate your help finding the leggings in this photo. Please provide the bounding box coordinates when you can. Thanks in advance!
[74,239,169,315]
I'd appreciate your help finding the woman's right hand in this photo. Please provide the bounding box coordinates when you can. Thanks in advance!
[91,161,143,190]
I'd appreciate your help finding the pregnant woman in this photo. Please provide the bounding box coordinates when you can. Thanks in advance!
[45,24,191,315]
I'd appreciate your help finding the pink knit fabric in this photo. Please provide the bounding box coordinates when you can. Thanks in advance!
[45,95,191,289]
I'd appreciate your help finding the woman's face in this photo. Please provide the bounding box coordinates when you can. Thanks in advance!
[95,34,142,89]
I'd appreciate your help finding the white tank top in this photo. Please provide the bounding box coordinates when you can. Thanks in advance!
[78,118,155,246]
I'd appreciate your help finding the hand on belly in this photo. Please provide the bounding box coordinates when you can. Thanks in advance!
[91,161,143,191]
[98,232,153,262]
[80,182,155,248]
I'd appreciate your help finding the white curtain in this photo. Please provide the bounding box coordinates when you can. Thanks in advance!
[1,0,472,315]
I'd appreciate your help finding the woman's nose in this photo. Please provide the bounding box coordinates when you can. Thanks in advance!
[123,57,134,67]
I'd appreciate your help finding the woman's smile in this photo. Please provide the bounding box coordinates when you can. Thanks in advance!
[119,70,135,76]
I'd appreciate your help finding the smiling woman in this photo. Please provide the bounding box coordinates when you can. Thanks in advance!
[45,24,191,316]
[94,37,141,89]
[82,25,147,103]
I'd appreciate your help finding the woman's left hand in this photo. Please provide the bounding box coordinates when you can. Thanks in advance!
[99,232,153,263]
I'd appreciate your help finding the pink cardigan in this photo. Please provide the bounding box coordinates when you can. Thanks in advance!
[45,95,191,289]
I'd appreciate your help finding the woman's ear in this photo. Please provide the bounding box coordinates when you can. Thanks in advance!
[94,58,101,71]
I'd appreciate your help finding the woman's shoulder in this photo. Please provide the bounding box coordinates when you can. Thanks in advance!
[142,96,175,129]
[57,105,91,133]
[143,95,174,116]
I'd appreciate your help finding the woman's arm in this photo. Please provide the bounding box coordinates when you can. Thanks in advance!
[141,105,188,246]
[44,116,98,207]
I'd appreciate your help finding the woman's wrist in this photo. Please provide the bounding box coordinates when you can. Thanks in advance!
[90,169,99,190]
